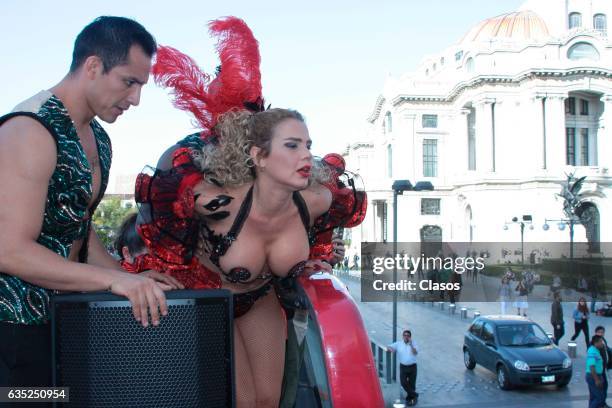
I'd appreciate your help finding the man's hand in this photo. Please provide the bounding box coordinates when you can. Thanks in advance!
[109,273,168,327]
[595,375,603,388]
[139,270,185,291]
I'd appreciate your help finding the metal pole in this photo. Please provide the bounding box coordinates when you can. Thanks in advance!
[392,190,398,380]
[520,222,525,265]
[569,220,574,260]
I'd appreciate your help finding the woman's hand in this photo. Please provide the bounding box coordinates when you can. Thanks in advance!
[139,270,185,291]
[304,259,333,275]
[330,236,346,266]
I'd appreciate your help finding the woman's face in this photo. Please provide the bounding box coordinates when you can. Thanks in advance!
[255,118,313,189]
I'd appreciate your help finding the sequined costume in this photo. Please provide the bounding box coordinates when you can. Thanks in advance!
[132,134,366,317]
[0,91,112,325]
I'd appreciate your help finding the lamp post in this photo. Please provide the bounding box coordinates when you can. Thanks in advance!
[503,215,533,265]
[391,179,433,381]
[543,217,579,260]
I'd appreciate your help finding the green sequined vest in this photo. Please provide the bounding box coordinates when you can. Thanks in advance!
[0,91,112,325]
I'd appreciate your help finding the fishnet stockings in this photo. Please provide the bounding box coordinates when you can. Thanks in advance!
[234,289,286,408]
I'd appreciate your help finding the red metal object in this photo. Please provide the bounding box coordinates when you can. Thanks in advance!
[300,273,384,408]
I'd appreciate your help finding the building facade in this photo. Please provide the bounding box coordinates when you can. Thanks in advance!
[349,0,612,255]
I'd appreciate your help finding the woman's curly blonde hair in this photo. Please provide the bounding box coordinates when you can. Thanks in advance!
[194,108,331,187]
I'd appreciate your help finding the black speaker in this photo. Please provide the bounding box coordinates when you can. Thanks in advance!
[51,290,234,408]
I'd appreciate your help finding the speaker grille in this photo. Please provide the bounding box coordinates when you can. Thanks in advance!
[53,292,232,408]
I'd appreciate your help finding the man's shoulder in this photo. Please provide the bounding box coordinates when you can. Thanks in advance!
[11,90,53,114]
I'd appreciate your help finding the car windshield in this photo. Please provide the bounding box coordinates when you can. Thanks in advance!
[497,323,551,347]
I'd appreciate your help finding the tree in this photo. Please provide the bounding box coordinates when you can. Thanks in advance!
[92,197,135,249]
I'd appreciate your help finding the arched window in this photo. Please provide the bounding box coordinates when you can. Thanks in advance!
[567,42,600,60]
[594,13,607,33]
[465,57,475,73]
[383,111,392,134]
[569,12,582,29]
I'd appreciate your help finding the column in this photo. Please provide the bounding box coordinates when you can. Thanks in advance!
[457,109,470,178]
[474,97,495,173]
[598,95,612,170]
[402,113,417,182]
[544,94,567,171]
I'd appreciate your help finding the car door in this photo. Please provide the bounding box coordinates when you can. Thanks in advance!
[479,322,499,371]
[466,319,484,365]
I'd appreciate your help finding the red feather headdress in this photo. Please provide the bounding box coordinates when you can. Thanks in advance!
[152,16,263,139]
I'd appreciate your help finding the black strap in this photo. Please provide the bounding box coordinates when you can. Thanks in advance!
[292,191,310,232]
[210,185,254,267]
[226,185,253,241]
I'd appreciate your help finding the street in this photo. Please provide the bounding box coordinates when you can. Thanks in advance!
[336,272,612,408]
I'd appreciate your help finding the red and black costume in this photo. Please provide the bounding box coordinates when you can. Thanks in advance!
[127,17,367,317]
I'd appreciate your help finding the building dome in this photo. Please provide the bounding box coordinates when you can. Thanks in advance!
[461,10,550,44]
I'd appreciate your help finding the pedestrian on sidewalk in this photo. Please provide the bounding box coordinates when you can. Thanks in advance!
[586,335,607,408]
[550,292,564,346]
[498,276,512,315]
[388,330,419,406]
[595,326,612,407]
[514,277,529,316]
[570,297,591,350]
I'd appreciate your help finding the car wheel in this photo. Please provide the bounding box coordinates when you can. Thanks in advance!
[496,364,513,390]
[463,348,476,370]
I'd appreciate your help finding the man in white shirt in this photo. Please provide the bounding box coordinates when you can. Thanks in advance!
[388,330,419,406]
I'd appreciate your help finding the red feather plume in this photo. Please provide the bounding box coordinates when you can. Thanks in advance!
[152,16,263,138]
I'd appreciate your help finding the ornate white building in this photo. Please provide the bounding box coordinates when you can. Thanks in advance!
[349,0,612,253]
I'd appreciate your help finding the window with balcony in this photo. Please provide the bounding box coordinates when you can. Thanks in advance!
[580,99,589,115]
[423,139,438,177]
[566,127,576,165]
[580,128,590,165]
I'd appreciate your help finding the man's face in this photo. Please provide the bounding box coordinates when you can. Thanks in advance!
[403,333,411,343]
[596,329,605,337]
[87,45,152,123]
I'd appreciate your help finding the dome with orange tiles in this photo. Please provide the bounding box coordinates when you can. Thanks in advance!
[461,10,550,44]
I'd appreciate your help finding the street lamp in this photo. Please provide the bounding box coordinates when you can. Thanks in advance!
[503,215,533,265]
[391,179,433,380]
[543,217,580,260]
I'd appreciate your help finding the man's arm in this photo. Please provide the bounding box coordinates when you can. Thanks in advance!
[410,340,418,355]
[0,117,167,326]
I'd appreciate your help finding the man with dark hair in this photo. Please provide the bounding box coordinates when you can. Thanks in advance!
[586,335,607,408]
[388,329,419,406]
[595,326,612,407]
[0,16,178,389]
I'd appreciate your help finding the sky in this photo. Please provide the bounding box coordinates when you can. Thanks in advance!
[1,0,525,190]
